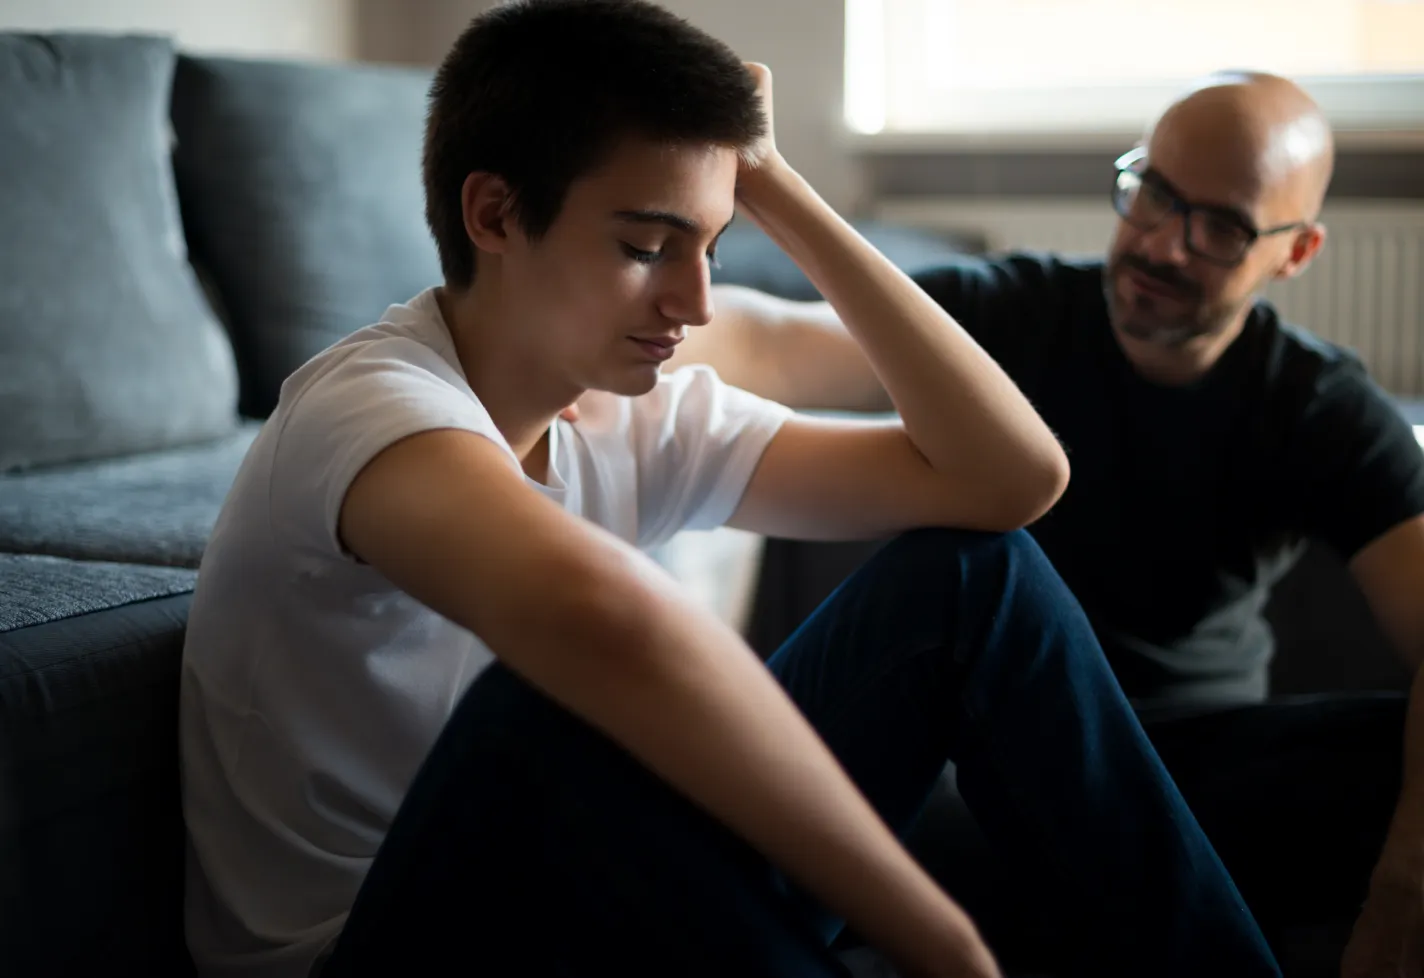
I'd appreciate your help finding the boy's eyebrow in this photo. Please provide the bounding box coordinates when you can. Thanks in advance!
[614,209,735,237]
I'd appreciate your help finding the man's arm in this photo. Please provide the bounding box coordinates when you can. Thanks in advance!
[1349,514,1424,849]
[1341,516,1424,976]
[671,285,889,412]
[339,428,999,978]
[1351,515,1424,671]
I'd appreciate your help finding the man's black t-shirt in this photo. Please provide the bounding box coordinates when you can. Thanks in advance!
[912,252,1424,706]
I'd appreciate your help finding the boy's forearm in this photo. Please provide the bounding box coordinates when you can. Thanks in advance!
[533,554,995,977]
[733,157,1067,519]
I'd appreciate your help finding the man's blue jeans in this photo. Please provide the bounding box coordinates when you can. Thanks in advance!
[320,529,1281,977]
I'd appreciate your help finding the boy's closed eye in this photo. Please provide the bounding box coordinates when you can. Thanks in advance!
[619,241,722,267]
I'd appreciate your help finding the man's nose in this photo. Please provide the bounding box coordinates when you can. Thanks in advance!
[1137,210,1192,266]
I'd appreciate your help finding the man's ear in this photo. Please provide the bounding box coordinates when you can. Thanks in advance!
[461,172,516,256]
[1274,222,1327,281]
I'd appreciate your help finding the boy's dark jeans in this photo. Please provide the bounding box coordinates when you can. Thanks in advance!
[319,528,1280,977]
[906,691,1406,974]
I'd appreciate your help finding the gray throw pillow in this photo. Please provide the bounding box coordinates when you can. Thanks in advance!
[0,33,239,471]
[171,55,441,418]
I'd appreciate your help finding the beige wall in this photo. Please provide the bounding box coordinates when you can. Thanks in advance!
[654,0,858,213]
[355,0,860,213]
[0,0,857,209]
[355,0,498,67]
[0,0,359,59]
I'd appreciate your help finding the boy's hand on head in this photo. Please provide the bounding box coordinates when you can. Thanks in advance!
[735,62,794,218]
[738,62,780,173]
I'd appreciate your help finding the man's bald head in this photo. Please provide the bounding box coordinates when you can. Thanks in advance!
[1146,71,1334,217]
[1103,71,1335,383]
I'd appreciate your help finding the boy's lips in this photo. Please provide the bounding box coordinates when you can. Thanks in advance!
[629,334,682,360]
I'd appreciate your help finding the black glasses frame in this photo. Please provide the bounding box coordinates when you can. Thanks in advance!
[1111,147,1309,267]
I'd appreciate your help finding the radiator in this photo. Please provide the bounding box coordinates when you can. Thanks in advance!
[873,197,1424,397]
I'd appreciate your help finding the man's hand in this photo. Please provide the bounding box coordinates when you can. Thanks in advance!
[1342,872,1424,976]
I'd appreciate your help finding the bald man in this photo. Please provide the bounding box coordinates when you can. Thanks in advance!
[673,73,1424,974]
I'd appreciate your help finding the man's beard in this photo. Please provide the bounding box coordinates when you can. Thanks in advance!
[1104,253,1228,348]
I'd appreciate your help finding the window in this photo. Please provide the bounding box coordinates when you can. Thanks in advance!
[845,0,1424,138]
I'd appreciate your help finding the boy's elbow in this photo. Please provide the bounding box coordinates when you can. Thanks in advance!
[1041,444,1071,506]
[982,447,1070,532]
[1016,447,1071,527]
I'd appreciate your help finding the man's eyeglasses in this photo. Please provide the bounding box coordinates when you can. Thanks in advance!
[1111,147,1309,267]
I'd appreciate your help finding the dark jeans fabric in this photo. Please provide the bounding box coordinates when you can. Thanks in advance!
[903,694,1407,976]
[317,529,1281,978]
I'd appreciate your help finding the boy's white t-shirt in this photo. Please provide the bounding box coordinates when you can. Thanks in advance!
[178,288,792,978]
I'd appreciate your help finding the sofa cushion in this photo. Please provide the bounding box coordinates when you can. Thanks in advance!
[0,33,239,472]
[0,422,260,568]
[171,55,441,418]
[0,565,195,975]
[0,553,195,631]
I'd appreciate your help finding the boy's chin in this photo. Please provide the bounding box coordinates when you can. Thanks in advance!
[596,364,664,398]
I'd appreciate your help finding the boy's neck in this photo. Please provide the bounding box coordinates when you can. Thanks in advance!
[434,283,578,480]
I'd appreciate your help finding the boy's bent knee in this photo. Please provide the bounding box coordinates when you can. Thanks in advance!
[873,526,1051,585]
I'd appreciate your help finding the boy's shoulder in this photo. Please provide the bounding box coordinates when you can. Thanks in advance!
[273,289,465,419]
[246,290,517,562]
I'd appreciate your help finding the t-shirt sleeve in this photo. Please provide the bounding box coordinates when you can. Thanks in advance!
[1286,363,1424,559]
[267,337,516,560]
[631,365,793,550]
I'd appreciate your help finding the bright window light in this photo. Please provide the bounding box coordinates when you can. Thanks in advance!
[845,0,887,134]
[848,0,1424,136]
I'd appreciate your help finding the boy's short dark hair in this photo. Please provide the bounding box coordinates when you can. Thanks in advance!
[424,0,765,288]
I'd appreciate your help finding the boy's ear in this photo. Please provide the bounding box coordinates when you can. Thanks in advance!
[462,172,515,255]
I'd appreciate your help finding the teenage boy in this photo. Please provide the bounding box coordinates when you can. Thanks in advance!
[179,3,1280,977]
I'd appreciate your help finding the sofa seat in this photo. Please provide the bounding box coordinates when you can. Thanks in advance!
[0,423,261,569]
[0,553,198,975]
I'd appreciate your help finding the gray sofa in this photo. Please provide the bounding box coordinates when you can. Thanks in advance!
[0,31,1413,978]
